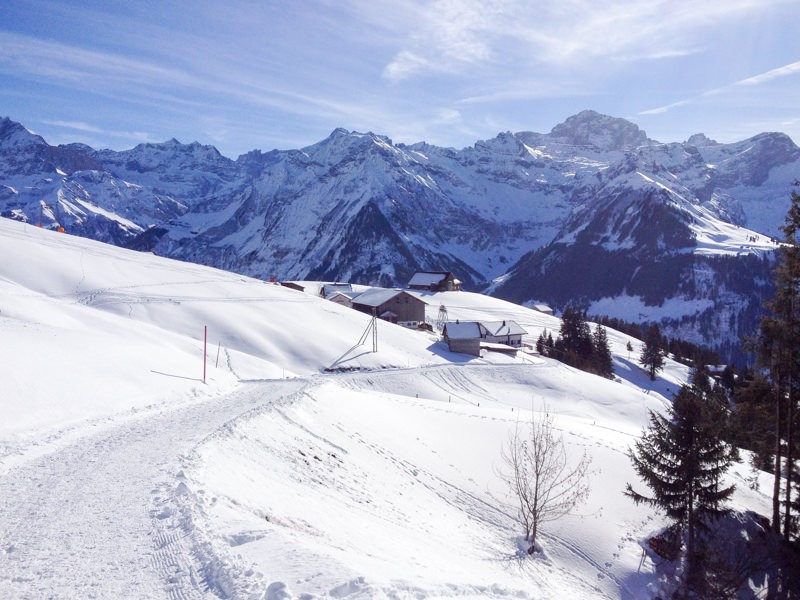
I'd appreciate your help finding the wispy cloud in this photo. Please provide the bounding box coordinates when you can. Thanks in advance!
[735,60,800,86]
[0,30,376,128]
[639,59,800,116]
[381,0,784,82]
[638,99,695,116]
[3,0,795,154]
[458,81,592,105]
[41,120,155,144]
[382,0,508,82]
[0,32,200,88]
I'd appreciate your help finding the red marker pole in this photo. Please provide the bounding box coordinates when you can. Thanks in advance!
[203,325,207,384]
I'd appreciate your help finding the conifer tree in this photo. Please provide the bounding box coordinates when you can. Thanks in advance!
[536,330,547,355]
[551,307,615,377]
[592,324,614,378]
[557,306,593,367]
[731,373,775,472]
[625,382,736,592]
[757,187,800,540]
[640,323,665,380]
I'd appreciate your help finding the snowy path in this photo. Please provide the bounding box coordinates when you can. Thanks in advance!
[0,379,307,600]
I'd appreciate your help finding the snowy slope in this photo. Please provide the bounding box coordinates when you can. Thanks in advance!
[0,217,773,599]
[3,111,794,362]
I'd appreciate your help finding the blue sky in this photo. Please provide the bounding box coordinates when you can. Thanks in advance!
[2,0,799,158]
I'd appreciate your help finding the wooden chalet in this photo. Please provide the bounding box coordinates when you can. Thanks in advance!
[279,281,305,292]
[407,271,462,292]
[442,321,482,356]
[530,303,554,316]
[351,289,426,327]
[321,282,353,297]
[326,290,359,308]
[442,319,527,356]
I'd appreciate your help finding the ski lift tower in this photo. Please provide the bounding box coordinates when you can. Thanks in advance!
[436,304,448,332]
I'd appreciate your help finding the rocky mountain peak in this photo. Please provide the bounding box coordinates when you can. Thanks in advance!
[549,110,650,151]
[685,133,718,147]
[0,117,46,148]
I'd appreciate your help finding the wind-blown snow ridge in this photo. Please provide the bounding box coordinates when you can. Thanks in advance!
[634,170,778,257]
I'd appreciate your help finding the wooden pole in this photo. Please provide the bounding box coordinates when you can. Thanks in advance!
[203,326,207,384]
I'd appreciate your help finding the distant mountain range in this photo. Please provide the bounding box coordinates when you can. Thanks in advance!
[2,111,798,362]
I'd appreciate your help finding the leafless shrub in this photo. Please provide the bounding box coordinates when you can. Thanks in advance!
[499,407,591,556]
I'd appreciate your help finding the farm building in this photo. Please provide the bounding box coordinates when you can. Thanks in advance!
[442,320,527,356]
[321,283,353,297]
[530,303,554,316]
[407,271,462,292]
[280,281,305,292]
[326,290,359,308]
[479,320,527,347]
[441,321,482,356]
[351,289,427,327]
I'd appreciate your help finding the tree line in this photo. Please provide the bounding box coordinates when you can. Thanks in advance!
[507,188,800,597]
[535,306,613,378]
[626,189,800,597]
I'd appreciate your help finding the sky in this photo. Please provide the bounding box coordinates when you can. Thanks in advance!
[1,0,799,158]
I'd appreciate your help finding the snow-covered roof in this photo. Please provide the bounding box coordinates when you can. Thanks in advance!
[322,283,353,295]
[444,322,481,340]
[480,320,527,336]
[351,288,403,307]
[325,290,359,300]
[531,304,553,314]
[408,272,450,287]
[445,320,526,339]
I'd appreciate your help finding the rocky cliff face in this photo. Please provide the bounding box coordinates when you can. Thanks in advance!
[2,111,797,360]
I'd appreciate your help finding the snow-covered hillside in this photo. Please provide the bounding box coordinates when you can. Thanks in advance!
[0,218,773,599]
[2,111,795,359]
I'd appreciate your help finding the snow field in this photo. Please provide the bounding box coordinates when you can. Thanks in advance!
[182,365,688,599]
[0,218,453,450]
[0,217,775,598]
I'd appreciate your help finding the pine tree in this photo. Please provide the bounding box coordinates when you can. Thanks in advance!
[640,323,665,380]
[536,330,547,355]
[625,382,736,592]
[557,306,593,368]
[757,187,800,540]
[731,373,775,472]
[592,324,614,378]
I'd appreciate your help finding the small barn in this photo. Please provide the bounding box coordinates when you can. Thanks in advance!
[530,303,554,316]
[326,290,359,308]
[408,271,462,292]
[351,289,427,327]
[321,282,353,297]
[280,281,305,292]
[442,319,527,356]
[442,322,482,356]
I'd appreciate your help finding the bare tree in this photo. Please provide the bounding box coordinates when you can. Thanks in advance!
[500,407,591,555]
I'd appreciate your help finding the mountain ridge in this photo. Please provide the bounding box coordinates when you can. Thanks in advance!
[1,111,796,360]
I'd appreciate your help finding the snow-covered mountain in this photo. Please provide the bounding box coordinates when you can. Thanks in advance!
[0,118,193,244]
[0,217,776,599]
[1,111,797,359]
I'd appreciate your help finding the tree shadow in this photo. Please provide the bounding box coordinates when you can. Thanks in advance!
[150,369,203,382]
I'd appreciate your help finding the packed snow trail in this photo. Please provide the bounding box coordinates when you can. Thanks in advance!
[0,379,307,599]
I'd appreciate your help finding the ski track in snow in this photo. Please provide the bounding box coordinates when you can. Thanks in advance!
[0,379,307,600]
